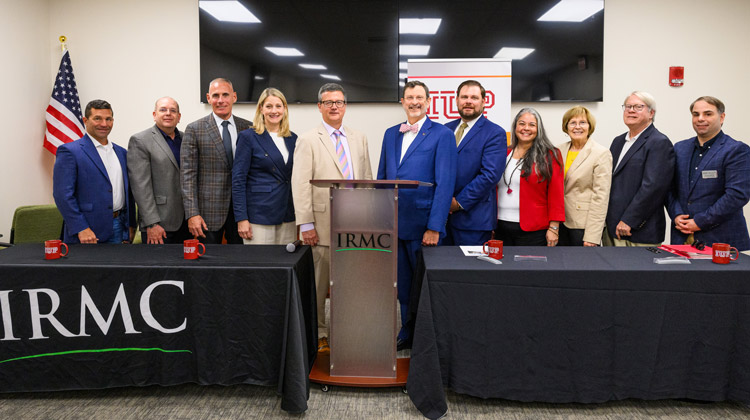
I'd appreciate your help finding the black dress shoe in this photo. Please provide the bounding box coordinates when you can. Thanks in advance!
[397,338,412,351]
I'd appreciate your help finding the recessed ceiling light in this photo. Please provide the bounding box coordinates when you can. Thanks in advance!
[199,1,261,23]
[399,62,408,70]
[399,45,430,56]
[299,63,327,70]
[538,0,604,22]
[254,75,264,80]
[265,47,304,57]
[321,74,341,80]
[494,47,535,60]
[399,18,441,34]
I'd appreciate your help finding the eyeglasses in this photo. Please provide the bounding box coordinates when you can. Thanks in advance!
[567,121,589,127]
[157,108,179,114]
[622,104,646,111]
[321,100,346,108]
[691,240,706,251]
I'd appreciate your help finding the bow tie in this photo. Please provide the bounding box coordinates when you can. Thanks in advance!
[399,123,418,134]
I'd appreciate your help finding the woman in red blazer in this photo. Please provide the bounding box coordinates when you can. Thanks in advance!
[496,108,565,246]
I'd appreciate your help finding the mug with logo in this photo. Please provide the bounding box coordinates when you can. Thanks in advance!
[44,239,68,260]
[712,243,739,264]
[183,239,206,260]
[483,239,503,260]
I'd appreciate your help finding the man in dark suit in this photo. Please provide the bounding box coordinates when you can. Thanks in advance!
[181,78,252,244]
[667,96,750,250]
[605,91,675,246]
[128,97,190,244]
[444,80,506,245]
[53,99,135,244]
[378,80,456,348]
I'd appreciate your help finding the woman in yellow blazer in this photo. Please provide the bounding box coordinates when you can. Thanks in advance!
[557,106,613,246]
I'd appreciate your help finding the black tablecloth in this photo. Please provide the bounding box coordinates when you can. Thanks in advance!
[407,246,750,419]
[0,244,316,413]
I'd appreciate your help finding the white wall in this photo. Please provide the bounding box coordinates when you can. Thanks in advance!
[1,0,749,239]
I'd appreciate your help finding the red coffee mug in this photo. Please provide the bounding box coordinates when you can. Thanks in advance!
[712,243,739,264]
[44,239,68,260]
[184,239,205,260]
[483,239,503,260]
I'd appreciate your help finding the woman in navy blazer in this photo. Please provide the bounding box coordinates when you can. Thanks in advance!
[496,108,565,246]
[232,88,297,244]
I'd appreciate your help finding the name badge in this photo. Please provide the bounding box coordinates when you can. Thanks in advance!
[702,170,718,179]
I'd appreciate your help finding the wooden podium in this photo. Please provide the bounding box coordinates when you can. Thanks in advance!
[308,180,422,389]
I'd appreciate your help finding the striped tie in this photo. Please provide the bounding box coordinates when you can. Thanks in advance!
[334,130,352,179]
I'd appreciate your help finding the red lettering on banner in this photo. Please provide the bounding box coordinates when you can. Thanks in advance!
[427,90,496,120]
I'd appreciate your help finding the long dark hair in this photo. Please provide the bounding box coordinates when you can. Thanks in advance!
[510,107,561,182]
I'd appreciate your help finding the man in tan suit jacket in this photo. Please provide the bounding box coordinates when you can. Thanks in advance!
[291,83,372,353]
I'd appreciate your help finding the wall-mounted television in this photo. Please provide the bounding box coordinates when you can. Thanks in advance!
[199,0,603,103]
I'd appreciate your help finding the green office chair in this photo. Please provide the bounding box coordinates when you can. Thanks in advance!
[4,204,64,245]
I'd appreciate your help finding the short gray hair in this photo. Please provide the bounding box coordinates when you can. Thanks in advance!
[625,91,656,121]
[318,83,346,102]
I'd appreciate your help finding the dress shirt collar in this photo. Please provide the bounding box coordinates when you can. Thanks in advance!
[625,123,651,142]
[322,120,346,139]
[212,113,236,130]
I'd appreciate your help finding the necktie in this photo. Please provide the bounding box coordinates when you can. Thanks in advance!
[399,123,418,134]
[455,122,468,146]
[221,120,233,167]
[334,130,352,180]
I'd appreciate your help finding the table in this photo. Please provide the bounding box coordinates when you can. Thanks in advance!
[0,243,316,413]
[407,246,750,419]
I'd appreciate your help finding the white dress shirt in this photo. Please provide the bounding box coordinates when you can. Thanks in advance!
[89,136,124,212]
[615,123,650,171]
[400,115,427,163]
[454,115,480,146]
[212,113,239,157]
[268,131,289,163]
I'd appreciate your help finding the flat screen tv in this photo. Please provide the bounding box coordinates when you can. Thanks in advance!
[199,0,603,103]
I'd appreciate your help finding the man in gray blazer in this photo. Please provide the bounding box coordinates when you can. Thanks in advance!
[128,97,190,244]
[181,78,252,244]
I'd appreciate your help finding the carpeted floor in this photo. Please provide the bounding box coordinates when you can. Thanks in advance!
[1,384,749,420]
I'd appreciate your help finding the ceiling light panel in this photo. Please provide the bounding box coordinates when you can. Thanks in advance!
[299,64,327,70]
[199,1,261,23]
[494,47,535,60]
[265,47,304,56]
[399,18,442,34]
[538,0,604,22]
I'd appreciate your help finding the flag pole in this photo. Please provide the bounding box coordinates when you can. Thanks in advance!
[59,35,66,52]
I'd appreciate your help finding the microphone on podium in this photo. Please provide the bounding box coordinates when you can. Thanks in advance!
[286,239,303,253]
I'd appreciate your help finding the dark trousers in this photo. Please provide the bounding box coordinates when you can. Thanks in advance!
[204,206,242,244]
[398,237,442,340]
[443,223,492,246]
[558,224,585,246]
[141,219,191,244]
[494,220,546,246]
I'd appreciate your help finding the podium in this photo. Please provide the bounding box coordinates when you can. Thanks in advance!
[308,179,422,388]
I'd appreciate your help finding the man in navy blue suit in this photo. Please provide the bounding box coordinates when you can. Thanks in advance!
[378,80,456,348]
[604,91,674,246]
[444,80,506,245]
[667,96,750,250]
[53,100,135,244]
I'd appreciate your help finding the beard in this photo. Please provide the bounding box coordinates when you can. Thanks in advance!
[459,106,482,120]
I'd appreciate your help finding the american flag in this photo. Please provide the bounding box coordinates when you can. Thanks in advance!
[43,50,84,155]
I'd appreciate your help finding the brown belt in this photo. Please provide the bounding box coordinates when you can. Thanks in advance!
[113,210,121,218]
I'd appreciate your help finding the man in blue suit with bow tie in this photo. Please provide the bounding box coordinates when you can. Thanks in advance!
[53,99,135,244]
[444,80,506,245]
[378,80,457,348]
[667,96,750,250]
